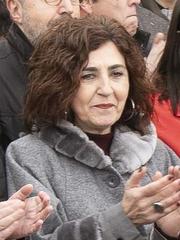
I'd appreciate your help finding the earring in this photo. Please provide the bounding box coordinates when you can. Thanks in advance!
[64,111,68,120]
[124,98,136,121]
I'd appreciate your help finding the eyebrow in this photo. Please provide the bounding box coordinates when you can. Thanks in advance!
[82,64,126,72]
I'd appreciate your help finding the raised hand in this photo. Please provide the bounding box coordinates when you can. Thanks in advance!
[121,167,180,225]
[9,184,53,239]
[0,184,53,240]
[155,166,180,238]
[0,199,25,240]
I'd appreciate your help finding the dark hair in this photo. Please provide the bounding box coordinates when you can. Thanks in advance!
[0,0,11,36]
[25,15,153,133]
[153,0,180,115]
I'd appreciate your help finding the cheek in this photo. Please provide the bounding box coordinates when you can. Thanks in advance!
[116,80,129,100]
[71,91,90,117]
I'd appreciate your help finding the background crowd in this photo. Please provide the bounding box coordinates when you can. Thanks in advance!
[0,0,179,239]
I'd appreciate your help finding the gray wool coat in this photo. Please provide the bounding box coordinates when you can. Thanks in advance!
[6,120,180,240]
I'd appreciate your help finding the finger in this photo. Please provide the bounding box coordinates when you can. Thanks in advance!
[168,166,175,176]
[161,191,180,212]
[10,184,33,201]
[38,205,53,222]
[141,175,176,197]
[173,166,180,179]
[125,166,147,189]
[28,219,43,235]
[26,206,53,236]
[152,171,163,181]
[38,191,50,207]
[149,179,180,205]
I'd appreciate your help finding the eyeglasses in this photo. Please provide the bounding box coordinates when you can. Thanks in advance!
[44,0,62,6]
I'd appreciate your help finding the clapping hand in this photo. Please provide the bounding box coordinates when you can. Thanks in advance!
[122,166,180,228]
[0,184,53,240]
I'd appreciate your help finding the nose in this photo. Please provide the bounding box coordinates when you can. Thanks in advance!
[56,0,73,15]
[97,77,113,96]
[128,0,141,5]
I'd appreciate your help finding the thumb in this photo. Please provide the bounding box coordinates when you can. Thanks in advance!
[10,184,33,201]
[125,166,147,189]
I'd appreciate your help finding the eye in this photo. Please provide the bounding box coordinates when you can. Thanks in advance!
[81,73,96,80]
[111,70,124,78]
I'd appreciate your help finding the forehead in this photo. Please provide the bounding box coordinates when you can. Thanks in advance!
[86,42,126,67]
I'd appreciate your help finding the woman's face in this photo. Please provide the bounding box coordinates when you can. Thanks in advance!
[71,41,129,134]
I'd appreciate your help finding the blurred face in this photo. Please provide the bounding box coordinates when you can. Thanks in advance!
[71,41,129,134]
[91,0,140,36]
[7,0,79,43]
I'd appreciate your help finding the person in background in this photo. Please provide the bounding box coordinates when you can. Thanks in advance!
[80,0,167,56]
[0,0,11,36]
[0,184,52,240]
[152,0,180,156]
[136,3,168,55]
[0,0,79,201]
[6,15,180,240]
[141,0,177,21]
[79,0,167,77]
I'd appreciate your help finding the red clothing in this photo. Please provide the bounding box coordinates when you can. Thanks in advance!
[152,96,180,156]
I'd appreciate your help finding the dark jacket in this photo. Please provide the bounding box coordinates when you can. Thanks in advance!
[136,5,169,55]
[140,0,169,21]
[0,23,33,200]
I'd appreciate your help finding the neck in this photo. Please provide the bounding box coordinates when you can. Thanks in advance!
[155,0,175,9]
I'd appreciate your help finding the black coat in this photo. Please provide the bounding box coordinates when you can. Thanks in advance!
[0,23,33,150]
[0,23,33,200]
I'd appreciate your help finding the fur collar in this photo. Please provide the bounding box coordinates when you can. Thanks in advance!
[39,120,157,174]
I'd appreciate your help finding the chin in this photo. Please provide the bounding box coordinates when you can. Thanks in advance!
[93,122,115,133]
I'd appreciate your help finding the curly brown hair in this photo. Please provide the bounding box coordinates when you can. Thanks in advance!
[24,15,153,133]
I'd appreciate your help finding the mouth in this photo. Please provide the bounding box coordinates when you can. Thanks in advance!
[126,14,137,18]
[93,104,115,109]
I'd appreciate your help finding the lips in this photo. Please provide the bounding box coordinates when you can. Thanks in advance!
[93,104,114,109]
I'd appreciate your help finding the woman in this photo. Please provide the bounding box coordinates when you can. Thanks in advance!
[6,16,180,239]
[152,0,180,156]
[0,184,52,240]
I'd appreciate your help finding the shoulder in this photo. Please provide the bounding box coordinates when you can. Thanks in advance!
[0,37,13,59]
[137,6,168,33]
[6,134,57,165]
[152,138,180,165]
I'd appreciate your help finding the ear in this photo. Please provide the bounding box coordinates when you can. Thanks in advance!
[80,0,93,16]
[5,0,23,24]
